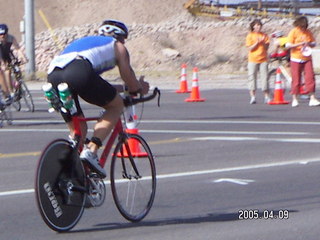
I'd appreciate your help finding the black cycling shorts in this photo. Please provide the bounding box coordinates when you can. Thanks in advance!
[48,59,117,122]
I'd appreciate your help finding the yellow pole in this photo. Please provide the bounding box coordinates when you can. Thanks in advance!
[38,9,63,51]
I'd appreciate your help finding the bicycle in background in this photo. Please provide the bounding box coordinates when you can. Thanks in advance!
[268,55,292,92]
[0,86,12,127]
[268,55,310,99]
[35,84,160,232]
[8,56,34,112]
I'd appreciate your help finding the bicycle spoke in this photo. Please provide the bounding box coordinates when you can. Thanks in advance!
[20,82,34,112]
[111,134,156,222]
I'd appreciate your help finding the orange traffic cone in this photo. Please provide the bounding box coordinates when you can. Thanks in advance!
[185,67,205,102]
[118,128,148,157]
[176,63,191,93]
[117,106,147,157]
[268,68,289,105]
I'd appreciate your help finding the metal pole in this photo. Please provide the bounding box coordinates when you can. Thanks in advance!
[24,0,35,79]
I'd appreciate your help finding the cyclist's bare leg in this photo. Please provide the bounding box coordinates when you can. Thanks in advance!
[87,94,124,153]
[0,65,10,96]
[4,69,13,93]
[67,113,88,145]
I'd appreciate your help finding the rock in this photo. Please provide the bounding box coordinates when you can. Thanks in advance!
[161,48,181,59]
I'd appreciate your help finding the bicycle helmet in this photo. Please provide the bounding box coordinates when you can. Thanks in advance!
[0,24,8,35]
[271,31,284,38]
[98,20,128,39]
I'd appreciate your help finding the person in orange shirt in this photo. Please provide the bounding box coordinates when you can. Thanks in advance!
[286,16,320,107]
[246,19,271,104]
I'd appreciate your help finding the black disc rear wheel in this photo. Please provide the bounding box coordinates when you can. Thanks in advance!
[35,139,86,232]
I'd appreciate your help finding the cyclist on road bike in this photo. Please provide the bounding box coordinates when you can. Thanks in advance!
[0,24,28,104]
[47,19,149,178]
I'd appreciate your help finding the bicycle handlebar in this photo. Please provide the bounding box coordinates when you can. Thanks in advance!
[123,87,161,107]
[269,55,288,63]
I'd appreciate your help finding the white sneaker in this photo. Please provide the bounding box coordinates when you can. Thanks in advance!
[309,99,320,107]
[250,96,256,104]
[80,149,106,178]
[292,99,299,107]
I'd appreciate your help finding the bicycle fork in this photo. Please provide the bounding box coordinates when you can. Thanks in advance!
[119,135,142,180]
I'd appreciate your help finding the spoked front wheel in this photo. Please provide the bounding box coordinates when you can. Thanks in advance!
[35,139,86,232]
[16,81,34,112]
[11,99,21,111]
[110,133,156,222]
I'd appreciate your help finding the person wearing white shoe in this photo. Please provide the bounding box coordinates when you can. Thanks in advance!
[250,96,256,104]
[246,19,271,105]
[47,20,150,177]
[309,98,320,107]
[286,16,320,107]
[291,98,299,107]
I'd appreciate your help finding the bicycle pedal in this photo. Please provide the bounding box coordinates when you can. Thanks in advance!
[84,195,95,208]
[88,172,101,179]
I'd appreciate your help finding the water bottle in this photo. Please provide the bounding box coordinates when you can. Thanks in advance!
[57,83,77,115]
[42,83,58,113]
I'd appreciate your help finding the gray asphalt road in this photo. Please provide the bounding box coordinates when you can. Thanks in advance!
[1,88,320,239]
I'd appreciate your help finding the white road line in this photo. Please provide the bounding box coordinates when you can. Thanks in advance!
[141,120,320,126]
[191,136,320,143]
[1,157,319,197]
[0,128,309,136]
[142,130,308,135]
[6,119,320,126]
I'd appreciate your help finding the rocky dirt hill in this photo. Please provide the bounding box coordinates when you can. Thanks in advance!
[2,0,320,77]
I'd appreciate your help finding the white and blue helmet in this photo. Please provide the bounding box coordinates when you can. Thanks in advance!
[98,20,128,39]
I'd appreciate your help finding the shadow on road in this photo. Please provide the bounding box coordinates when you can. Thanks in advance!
[66,210,296,234]
[66,212,239,234]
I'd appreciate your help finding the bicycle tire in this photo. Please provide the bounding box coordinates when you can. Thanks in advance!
[110,133,156,222]
[11,99,21,111]
[19,81,34,112]
[10,72,22,112]
[35,139,86,232]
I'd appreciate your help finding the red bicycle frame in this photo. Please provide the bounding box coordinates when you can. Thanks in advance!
[72,116,124,169]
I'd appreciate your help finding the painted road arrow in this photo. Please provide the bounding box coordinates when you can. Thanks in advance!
[213,178,255,185]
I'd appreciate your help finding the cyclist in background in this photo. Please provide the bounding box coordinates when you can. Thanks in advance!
[0,24,28,103]
[47,20,149,178]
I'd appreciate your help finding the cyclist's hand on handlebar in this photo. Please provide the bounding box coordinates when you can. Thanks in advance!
[138,76,150,96]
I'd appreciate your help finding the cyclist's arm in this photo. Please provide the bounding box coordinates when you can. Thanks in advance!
[114,41,149,95]
[11,36,28,63]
